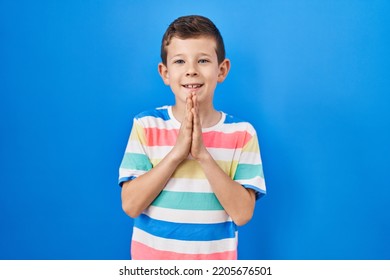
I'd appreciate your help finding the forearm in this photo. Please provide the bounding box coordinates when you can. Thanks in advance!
[197,152,256,226]
[122,97,194,218]
[121,151,182,218]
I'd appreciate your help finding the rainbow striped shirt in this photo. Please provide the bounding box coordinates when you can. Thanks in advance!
[119,106,266,260]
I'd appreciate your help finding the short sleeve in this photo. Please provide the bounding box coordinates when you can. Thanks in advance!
[118,118,152,186]
[233,128,266,200]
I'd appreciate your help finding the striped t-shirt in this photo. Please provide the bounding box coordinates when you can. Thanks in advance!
[118,105,266,260]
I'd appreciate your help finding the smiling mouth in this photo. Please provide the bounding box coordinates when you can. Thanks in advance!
[183,84,203,89]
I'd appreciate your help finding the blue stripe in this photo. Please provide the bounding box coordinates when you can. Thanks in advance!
[242,184,266,200]
[224,114,245,124]
[135,108,170,121]
[118,176,136,186]
[134,213,237,241]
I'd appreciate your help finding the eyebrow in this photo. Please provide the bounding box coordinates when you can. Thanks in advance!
[169,53,213,61]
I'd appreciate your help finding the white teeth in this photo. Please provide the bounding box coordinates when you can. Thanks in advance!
[184,84,202,89]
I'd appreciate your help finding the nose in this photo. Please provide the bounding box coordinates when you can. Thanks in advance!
[186,63,198,77]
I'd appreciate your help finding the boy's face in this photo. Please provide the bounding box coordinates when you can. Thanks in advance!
[158,36,230,106]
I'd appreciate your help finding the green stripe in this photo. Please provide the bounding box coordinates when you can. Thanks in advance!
[152,191,223,211]
[234,163,264,180]
[120,152,152,171]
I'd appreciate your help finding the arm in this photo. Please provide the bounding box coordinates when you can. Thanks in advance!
[121,97,194,218]
[121,150,182,218]
[190,95,256,226]
[197,152,256,226]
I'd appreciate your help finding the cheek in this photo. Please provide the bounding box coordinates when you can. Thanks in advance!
[208,71,220,82]
[167,69,181,81]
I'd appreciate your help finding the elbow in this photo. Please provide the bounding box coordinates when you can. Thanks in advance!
[121,181,143,218]
[232,189,256,226]
[122,201,142,218]
[231,209,254,226]
[232,213,253,226]
[233,213,253,226]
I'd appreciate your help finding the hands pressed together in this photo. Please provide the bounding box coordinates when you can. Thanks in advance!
[123,92,256,224]
[172,92,209,162]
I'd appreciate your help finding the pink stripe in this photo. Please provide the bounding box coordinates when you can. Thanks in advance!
[131,240,237,260]
[203,131,251,149]
[145,127,178,146]
[144,127,251,149]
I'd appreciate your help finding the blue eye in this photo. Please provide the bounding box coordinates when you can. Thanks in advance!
[174,59,185,64]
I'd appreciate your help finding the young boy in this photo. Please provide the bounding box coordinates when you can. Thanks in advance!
[118,15,266,260]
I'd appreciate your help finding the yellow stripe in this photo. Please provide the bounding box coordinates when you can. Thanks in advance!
[173,159,205,178]
[216,160,238,179]
[130,121,147,145]
[242,135,260,153]
[150,158,239,179]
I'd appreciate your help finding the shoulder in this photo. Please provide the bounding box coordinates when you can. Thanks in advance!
[134,106,171,121]
[222,112,257,135]
[132,105,175,130]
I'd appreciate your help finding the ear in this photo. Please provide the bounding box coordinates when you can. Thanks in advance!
[217,59,231,83]
[158,62,170,85]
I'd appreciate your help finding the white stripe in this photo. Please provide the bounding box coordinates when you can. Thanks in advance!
[142,147,261,166]
[212,122,256,134]
[126,143,173,161]
[119,168,146,178]
[146,145,173,159]
[126,146,261,167]
[238,151,262,164]
[138,112,255,135]
[164,178,213,193]
[143,205,231,224]
[146,146,242,162]
[138,115,177,129]
[237,176,266,191]
[207,147,240,162]
[125,139,146,153]
[132,227,237,255]
[156,105,169,110]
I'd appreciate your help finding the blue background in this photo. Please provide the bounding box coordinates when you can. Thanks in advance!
[1,0,389,260]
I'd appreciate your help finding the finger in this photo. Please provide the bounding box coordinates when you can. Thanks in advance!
[186,95,191,113]
[191,92,197,108]
[185,95,192,117]
[184,96,193,133]
[188,96,194,119]
[192,94,201,127]
[192,106,201,132]
[191,104,203,156]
